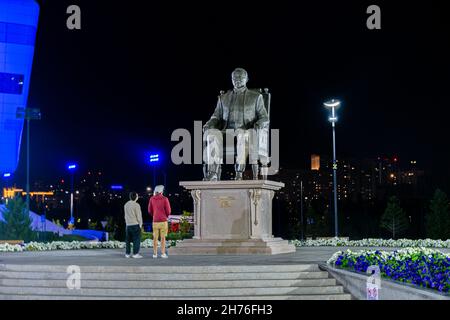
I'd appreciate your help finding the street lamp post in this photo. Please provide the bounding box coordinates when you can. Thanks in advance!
[67,163,77,223]
[163,171,167,189]
[16,107,41,216]
[323,99,341,238]
[300,180,304,241]
[2,173,12,204]
[2,173,11,187]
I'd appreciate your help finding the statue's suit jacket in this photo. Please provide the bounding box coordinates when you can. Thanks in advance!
[204,89,269,130]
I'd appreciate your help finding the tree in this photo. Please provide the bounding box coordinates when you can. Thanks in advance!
[426,189,450,239]
[0,197,35,241]
[380,196,409,239]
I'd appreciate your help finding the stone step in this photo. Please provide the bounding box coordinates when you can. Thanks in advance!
[169,247,295,255]
[0,271,330,281]
[169,239,296,255]
[0,285,345,297]
[0,263,351,300]
[0,264,319,273]
[174,239,291,247]
[0,278,337,289]
[0,293,352,300]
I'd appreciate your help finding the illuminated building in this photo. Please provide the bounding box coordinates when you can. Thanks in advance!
[311,154,320,171]
[0,0,40,175]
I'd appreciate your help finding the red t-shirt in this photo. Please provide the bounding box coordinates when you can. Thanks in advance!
[148,194,171,222]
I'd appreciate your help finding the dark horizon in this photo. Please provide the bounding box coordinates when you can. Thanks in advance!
[7,0,450,194]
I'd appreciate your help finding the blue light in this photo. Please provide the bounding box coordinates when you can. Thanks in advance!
[149,154,160,163]
[3,173,11,178]
[111,185,123,190]
[67,164,77,170]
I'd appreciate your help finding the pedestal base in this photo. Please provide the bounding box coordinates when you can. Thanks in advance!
[172,180,295,255]
[169,238,296,255]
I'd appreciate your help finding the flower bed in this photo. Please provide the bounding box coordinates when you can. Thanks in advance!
[0,239,183,252]
[327,248,450,294]
[290,238,450,248]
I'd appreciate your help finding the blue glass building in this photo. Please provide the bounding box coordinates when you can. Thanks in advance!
[0,0,40,175]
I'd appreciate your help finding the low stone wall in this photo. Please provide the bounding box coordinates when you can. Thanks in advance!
[320,264,450,300]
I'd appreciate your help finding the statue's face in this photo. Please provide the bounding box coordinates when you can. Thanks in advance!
[232,72,248,89]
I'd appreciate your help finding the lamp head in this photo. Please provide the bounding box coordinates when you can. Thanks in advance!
[149,154,160,163]
[323,99,341,109]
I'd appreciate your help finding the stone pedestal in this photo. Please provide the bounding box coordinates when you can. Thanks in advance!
[169,180,295,255]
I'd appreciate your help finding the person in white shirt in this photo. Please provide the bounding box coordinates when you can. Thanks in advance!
[124,191,143,258]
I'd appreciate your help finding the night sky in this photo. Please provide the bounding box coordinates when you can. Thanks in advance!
[14,0,450,192]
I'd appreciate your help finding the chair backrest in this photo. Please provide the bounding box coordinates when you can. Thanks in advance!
[254,88,271,121]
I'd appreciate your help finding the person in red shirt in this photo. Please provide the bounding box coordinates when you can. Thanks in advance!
[148,185,171,258]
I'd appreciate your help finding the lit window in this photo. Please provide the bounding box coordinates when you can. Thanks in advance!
[0,72,24,94]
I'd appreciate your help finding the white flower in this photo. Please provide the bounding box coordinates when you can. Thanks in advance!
[290,238,450,249]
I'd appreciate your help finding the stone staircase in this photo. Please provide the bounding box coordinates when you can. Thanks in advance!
[0,264,352,300]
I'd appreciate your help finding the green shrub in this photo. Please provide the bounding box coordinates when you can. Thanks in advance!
[141,232,153,241]
[167,232,193,240]
[141,231,193,241]
[88,220,98,230]
[180,210,193,233]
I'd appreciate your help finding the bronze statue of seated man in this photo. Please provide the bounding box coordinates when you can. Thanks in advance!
[203,68,269,181]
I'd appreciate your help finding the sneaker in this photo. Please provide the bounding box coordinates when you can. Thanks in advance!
[125,254,130,258]
[161,253,168,258]
[152,254,158,258]
[132,254,143,259]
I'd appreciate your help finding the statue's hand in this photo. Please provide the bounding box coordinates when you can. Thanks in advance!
[254,121,269,130]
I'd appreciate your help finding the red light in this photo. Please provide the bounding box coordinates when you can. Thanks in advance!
[393,157,398,162]
[61,179,64,183]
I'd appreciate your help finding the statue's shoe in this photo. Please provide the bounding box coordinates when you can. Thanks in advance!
[206,173,218,181]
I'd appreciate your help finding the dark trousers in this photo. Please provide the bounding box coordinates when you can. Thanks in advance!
[125,224,141,255]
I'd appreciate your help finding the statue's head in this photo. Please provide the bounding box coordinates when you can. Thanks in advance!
[231,68,248,89]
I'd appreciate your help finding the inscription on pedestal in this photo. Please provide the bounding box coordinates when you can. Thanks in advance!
[213,196,235,208]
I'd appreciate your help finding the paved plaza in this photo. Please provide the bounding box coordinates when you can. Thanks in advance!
[1,247,449,267]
